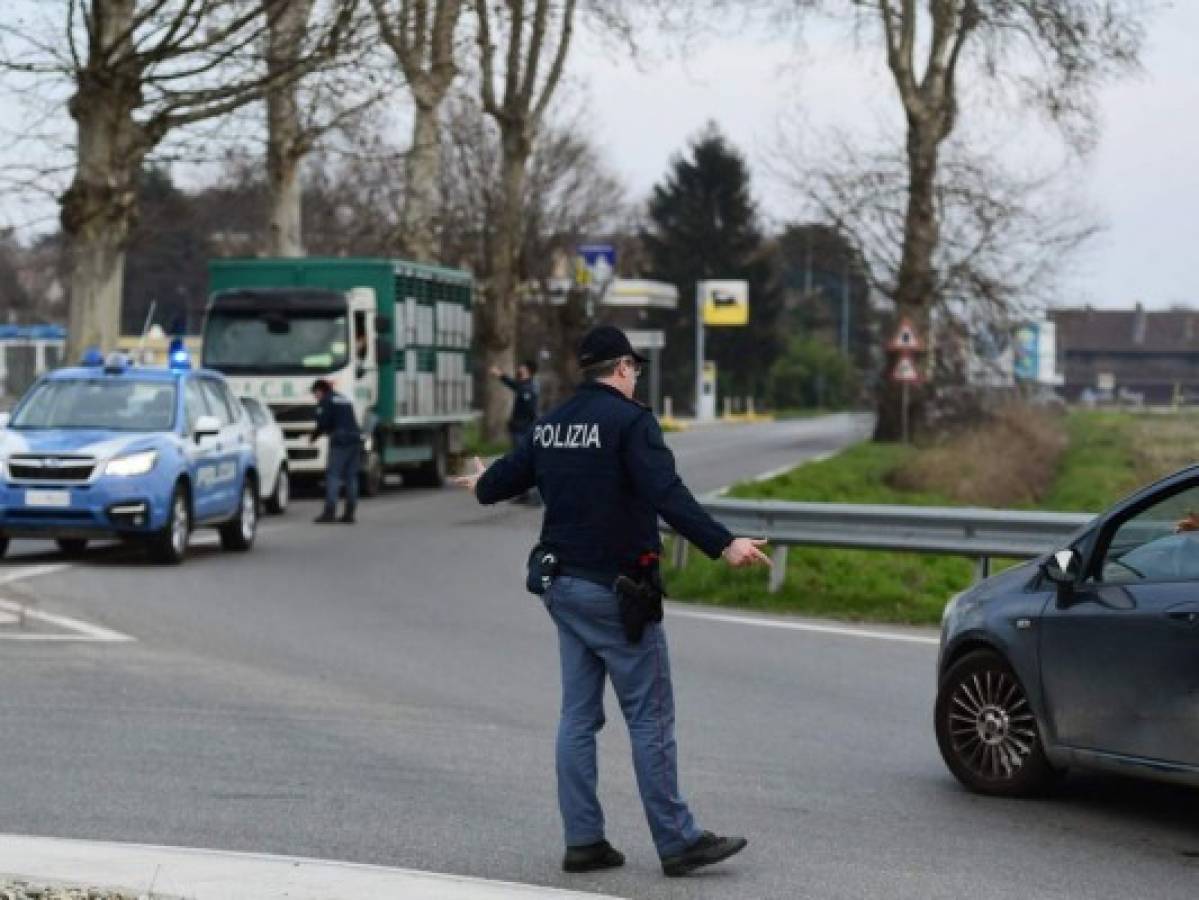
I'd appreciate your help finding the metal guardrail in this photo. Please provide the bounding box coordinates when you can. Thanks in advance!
[668,498,1095,592]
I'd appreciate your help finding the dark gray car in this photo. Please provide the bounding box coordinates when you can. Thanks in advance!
[936,464,1199,796]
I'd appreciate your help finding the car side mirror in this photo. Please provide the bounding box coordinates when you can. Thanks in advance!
[0,412,9,429]
[1042,548,1081,599]
[194,415,221,442]
[355,365,366,380]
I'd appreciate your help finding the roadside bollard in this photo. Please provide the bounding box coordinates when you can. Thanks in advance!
[768,545,788,593]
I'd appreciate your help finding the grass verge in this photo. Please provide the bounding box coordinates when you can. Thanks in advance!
[668,407,1194,626]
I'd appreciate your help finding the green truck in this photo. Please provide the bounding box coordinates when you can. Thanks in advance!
[203,257,474,492]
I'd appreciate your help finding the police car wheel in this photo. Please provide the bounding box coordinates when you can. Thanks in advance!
[265,465,289,514]
[148,486,190,565]
[219,479,258,551]
[55,538,88,556]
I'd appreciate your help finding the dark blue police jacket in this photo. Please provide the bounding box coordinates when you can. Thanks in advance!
[476,381,733,576]
[500,374,539,432]
[314,391,362,447]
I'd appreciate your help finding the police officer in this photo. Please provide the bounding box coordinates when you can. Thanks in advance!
[490,360,540,504]
[310,378,362,524]
[454,325,770,878]
[489,360,540,446]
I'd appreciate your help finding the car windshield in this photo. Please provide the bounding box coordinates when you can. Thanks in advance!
[203,311,349,374]
[11,379,177,432]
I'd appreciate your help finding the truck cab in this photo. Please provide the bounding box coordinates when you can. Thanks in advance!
[202,286,380,487]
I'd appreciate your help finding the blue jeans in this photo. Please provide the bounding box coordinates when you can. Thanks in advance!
[325,441,360,510]
[543,576,702,858]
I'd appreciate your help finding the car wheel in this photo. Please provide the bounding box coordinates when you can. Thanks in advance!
[360,444,384,497]
[934,649,1056,797]
[55,538,88,556]
[148,484,190,565]
[265,465,289,514]
[219,479,258,551]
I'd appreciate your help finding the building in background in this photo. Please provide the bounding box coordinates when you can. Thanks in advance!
[1051,305,1199,404]
[0,325,66,406]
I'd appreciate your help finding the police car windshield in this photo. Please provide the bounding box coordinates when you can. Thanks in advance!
[203,311,349,375]
[11,379,177,432]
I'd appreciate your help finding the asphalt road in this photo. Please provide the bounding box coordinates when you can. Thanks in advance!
[2,412,1199,899]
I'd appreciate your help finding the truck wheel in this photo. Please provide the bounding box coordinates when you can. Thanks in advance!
[265,465,290,514]
[148,484,191,565]
[219,478,258,551]
[56,538,88,556]
[0,536,8,559]
[360,445,384,497]
[408,436,447,488]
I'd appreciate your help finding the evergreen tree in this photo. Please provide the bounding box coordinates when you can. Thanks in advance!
[641,124,783,413]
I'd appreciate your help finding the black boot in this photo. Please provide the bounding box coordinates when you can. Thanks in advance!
[339,505,356,524]
[661,832,748,877]
[313,506,337,524]
[562,839,625,873]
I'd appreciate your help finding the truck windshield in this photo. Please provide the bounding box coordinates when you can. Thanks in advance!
[12,379,177,431]
[203,311,350,374]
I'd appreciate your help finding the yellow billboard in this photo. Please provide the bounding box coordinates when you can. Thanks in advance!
[700,280,749,326]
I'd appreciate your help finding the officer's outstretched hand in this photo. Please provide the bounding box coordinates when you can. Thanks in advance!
[722,537,772,568]
[451,456,487,494]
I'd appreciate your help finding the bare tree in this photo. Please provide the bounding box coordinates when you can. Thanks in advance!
[373,0,466,263]
[751,0,1147,437]
[264,1,384,257]
[471,0,578,441]
[437,89,627,407]
[0,1,353,359]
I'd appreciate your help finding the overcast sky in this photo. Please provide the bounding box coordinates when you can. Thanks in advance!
[2,2,1194,311]
[569,2,1198,311]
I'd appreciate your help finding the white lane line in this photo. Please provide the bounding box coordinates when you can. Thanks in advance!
[0,598,135,643]
[0,563,73,586]
[0,834,626,900]
[669,606,940,646]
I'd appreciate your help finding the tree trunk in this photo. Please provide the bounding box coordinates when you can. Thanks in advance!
[265,0,315,258]
[266,112,304,257]
[874,127,940,441]
[402,101,442,263]
[478,139,529,442]
[60,0,141,361]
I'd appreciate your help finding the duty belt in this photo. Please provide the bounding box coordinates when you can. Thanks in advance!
[557,564,618,590]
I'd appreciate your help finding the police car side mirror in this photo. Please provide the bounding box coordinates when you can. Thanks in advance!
[194,415,221,442]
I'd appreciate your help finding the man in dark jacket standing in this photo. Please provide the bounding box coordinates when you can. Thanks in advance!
[455,325,770,879]
[310,378,362,524]
[490,360,540,447]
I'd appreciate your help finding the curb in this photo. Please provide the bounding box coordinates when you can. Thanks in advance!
[0,836,625,900]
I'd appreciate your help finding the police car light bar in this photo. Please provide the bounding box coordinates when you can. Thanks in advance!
[81,347,105,367]
[168,337,192,371]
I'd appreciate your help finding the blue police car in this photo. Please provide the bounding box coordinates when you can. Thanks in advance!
[0,350,259,564]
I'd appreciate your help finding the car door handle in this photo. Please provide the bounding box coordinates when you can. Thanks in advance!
[1165,602,1199,625]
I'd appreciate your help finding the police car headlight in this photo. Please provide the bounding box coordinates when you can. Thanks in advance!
[104,450,158,477]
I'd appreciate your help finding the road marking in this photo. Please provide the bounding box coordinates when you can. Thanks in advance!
[0,563,73,586]
[0,834,625,900]
[0,598,135,643]
[669,606,939,646]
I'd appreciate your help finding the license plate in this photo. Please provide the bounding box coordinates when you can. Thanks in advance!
[24,489,71,508]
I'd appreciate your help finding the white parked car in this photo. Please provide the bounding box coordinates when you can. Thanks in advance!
[240,397,289,514]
